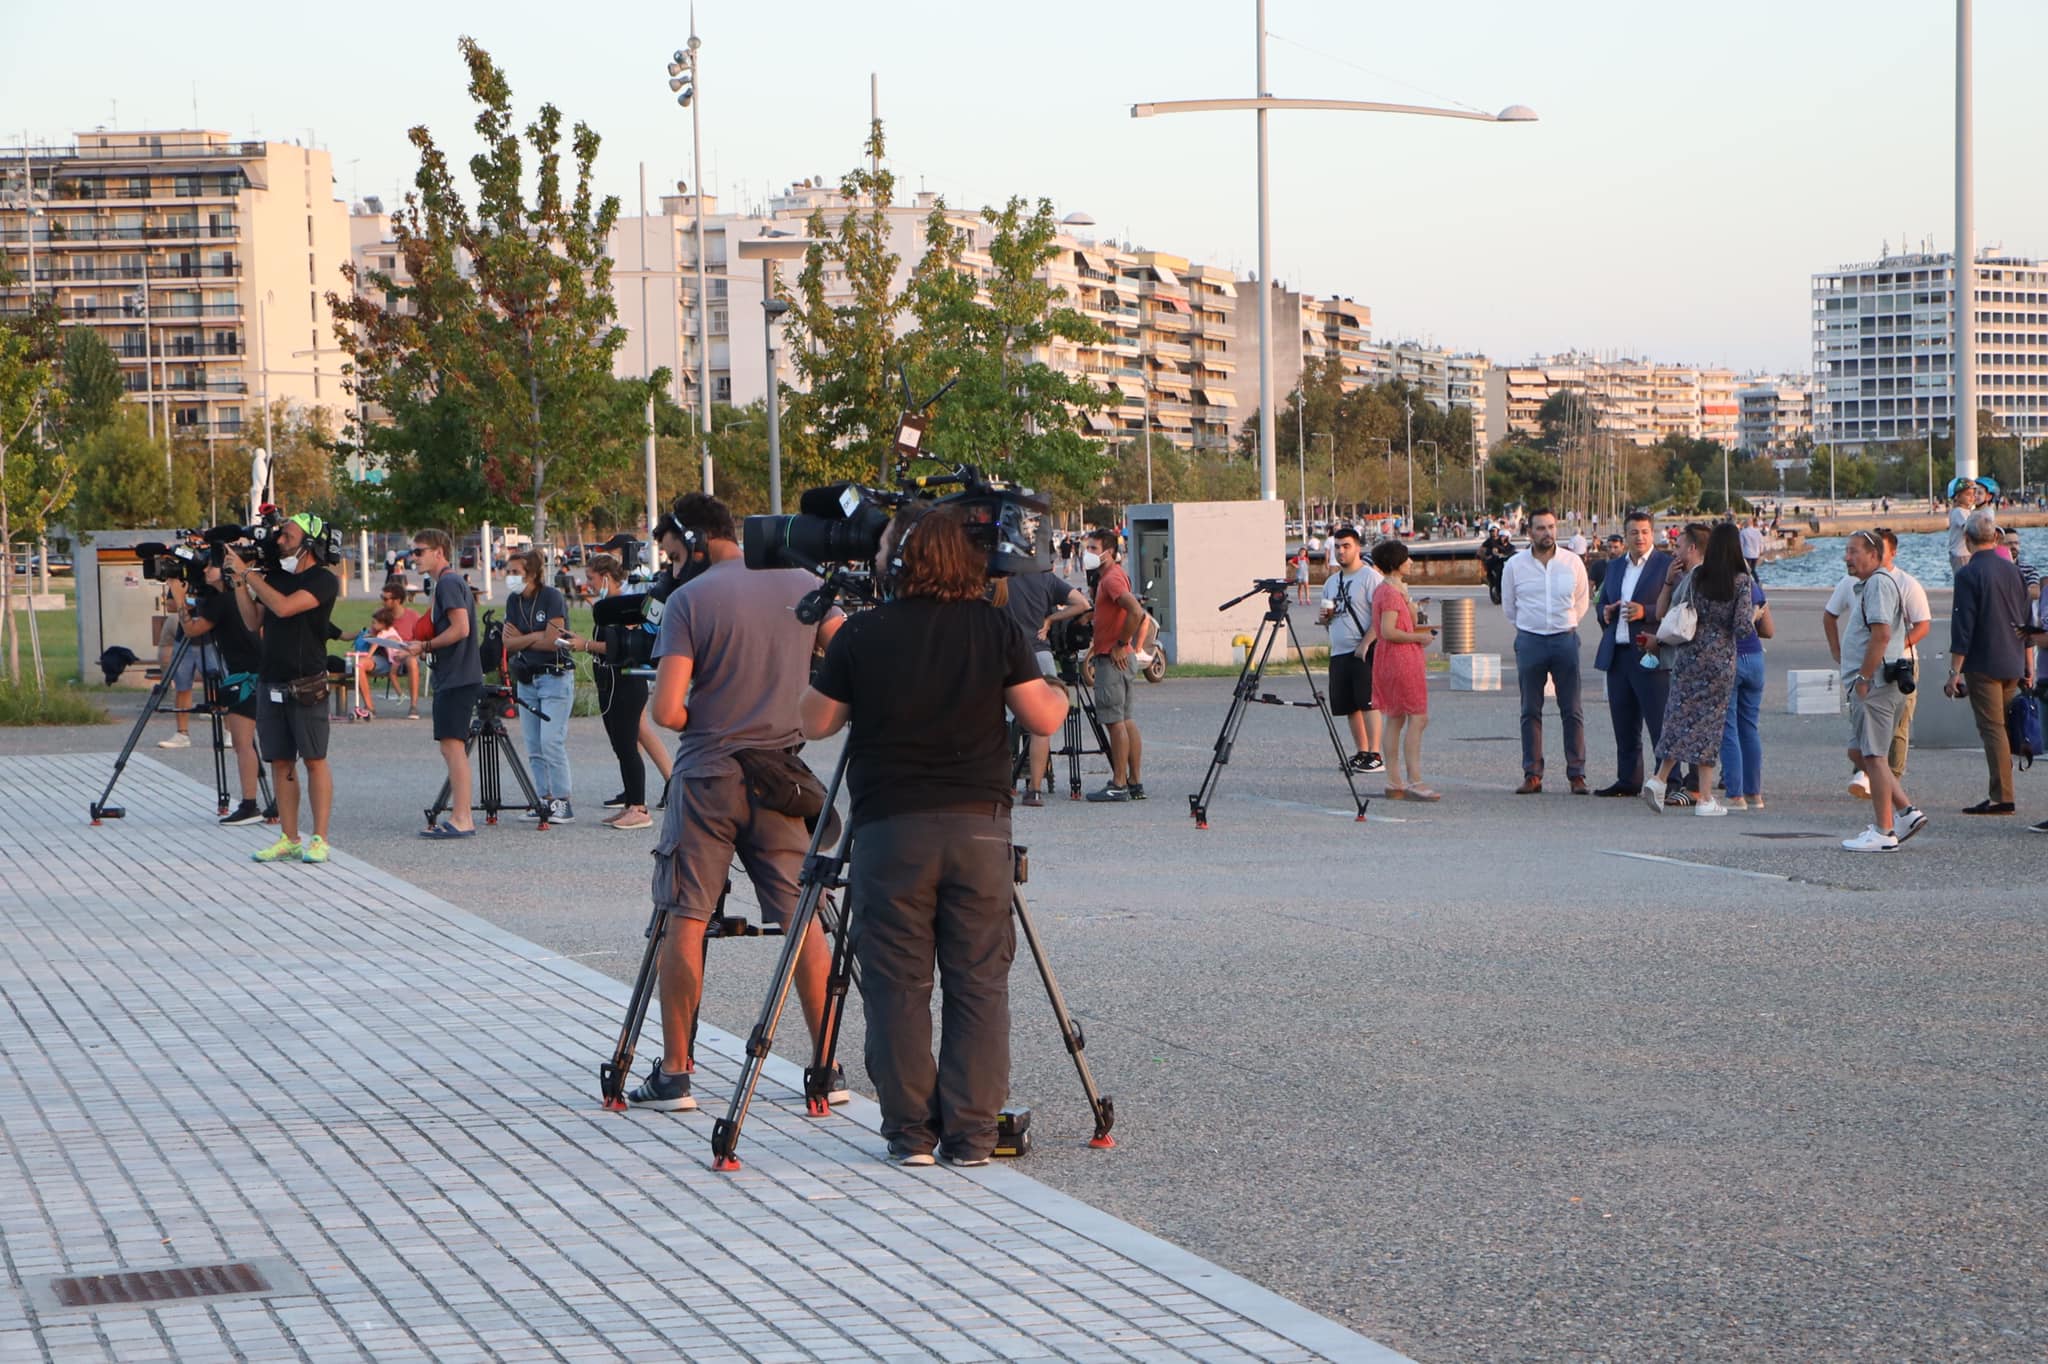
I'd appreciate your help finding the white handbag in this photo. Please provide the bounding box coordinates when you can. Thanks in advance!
[1655,577,1698,646]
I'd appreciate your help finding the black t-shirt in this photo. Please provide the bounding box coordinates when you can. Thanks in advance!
[257,566,339,682]
[197,587,261,675]
[506,585,570,669]
[1000,571,1070,646]
[813,598,1040,826]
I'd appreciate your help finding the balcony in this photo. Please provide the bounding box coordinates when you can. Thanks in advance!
[30,223,240,244]
[1147,339,1192,361]
[58,140,268,163]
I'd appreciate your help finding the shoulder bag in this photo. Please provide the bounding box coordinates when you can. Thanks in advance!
[1655,574,1697,646]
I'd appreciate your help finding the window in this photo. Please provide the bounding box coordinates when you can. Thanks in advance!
[712,376,732,402]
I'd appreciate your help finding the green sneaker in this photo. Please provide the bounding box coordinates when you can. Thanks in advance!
[252,836,303,863]
[300,835,330,865]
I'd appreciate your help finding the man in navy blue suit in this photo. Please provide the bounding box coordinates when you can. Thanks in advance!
[1592,510,1671,797]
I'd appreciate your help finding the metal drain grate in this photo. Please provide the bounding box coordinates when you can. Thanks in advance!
[27,1258,309,1314]
[1742,831,1833,840]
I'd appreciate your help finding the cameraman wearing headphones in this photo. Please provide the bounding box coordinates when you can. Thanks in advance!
[176,559,268,825]
[801,503,1067,1167]
[628,493,847,1114]
[224,512,338,864]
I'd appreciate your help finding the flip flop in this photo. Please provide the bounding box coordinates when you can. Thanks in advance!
[1406,786,1443,802]
[419,821,476,839]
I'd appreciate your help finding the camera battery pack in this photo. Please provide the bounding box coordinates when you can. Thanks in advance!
[994,1106,1032,1159]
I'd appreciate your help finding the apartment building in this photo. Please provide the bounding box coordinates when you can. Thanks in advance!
[1484,354,1739,451]
[1812,246,2048,451]
[1736,378,1813,456]
[0,129,350,443]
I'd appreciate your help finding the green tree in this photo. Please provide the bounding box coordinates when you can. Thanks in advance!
[331,37,648,547]
[906,196,1112,507]
[0,303,71,682]
[56,327,124,445]
[69,409,171,532]
[780,120,917,489]
[1668,464,1702,512]
[1483,442,1560,507]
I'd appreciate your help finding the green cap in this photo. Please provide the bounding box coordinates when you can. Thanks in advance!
[289,512,325,538]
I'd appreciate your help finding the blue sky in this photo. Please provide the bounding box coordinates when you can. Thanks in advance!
[8,0,2043,374]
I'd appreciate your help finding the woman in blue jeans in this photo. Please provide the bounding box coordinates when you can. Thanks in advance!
[1719,576,1774,809]
[503,549,577,821]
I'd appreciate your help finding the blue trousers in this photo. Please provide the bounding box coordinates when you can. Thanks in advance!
[1719,651,1766,798]
[516,670,575,800]
[1603,642,1670,787]
[1514,629,1586,780]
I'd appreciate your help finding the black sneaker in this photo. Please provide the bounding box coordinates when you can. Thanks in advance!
[261,803,278,821]
[1664,789,1696,809]
[1127,782,1147,801]
[1359,752,1386,773]
[1085,785,1130,803]
[825,1065,851,1105]
[219,799,263,827]
[626,1063,696,1111]
[1020,789,1045,808]
[601,791,628,809]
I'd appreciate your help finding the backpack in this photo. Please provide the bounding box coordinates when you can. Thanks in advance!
[2008,690,2044,771]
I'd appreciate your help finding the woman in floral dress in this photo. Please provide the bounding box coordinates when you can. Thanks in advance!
[1642,522,1754,817]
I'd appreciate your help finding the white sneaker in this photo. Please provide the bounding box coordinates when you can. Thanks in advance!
[1848,771,1871,798]
[156,732,192,749]
[1896,807,1928,843]
[1640,777,1666,814]
[1695,797,1728,817]
[1841,824,1898,853]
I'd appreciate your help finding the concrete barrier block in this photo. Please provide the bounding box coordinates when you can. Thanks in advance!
[1450,652,1502,692]
[1787,669,1841,715]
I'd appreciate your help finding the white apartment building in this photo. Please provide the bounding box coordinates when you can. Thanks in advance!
[1484,355,1739,451]
[1736,378,1813,456]
[1812,246,2048,451]
[0,129,351,443]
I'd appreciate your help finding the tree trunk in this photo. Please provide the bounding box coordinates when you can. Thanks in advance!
[1,476,16,684]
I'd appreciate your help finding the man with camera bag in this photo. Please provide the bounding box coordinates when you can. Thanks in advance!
[1319,526,1385,774]
[406,529,484,838]
[629,493,848,1113]
[225,512,338,864]
[802,503,1068,1167]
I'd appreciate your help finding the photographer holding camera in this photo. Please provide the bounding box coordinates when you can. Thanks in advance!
[154,578,221,750]
[406,528,485,838]
[802,502,1067,1167]
[176,560,268,825]
[224,512,338,864]
[565,551,673,830]
[628,493,848,1113]
[501,547,577,823]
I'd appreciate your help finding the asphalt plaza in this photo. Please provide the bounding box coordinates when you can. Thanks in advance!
[5,581,2044,1361]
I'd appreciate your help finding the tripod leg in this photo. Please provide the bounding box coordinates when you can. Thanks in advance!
[1283,615,1371,822]
[599,904,673,1109]
[496,731,549,829]
[1188,617,1281,828]
[89,636,190,823]
[802,890,857,1117]
[1013,886,1115,1147]
[710,829,852,1171]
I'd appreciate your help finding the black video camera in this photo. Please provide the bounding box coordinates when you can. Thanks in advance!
[590,516,714,674]
[742,465,1051,582]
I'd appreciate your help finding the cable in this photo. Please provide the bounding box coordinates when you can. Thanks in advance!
[1263,29,1492,117]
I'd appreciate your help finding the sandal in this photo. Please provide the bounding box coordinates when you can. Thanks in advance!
[419,821,476,839]
[1383,787,1409,800]
[1406,785,1443,802]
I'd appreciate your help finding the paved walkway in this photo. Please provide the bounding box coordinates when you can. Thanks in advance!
[0,754,1402,1364]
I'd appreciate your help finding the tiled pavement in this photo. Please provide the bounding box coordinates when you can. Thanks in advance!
[0,754,1406,1364]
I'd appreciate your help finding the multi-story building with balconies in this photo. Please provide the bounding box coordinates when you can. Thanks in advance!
[1812,246,2048,452]
[1736,378,1813,456]
[1,129,350,445]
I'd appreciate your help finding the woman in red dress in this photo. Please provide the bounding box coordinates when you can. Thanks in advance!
[1369,540,1438,800]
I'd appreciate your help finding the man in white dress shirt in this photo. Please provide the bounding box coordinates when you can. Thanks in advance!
[1500,508,1592,794]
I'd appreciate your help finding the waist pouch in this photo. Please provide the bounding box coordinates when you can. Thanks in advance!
[286,672,329,706]
[735,747,825,825]
[219,671,259,707]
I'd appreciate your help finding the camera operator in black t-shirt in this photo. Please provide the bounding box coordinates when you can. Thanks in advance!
[225,511,339,865]
[802,503,1068,1168]
[176,560,269,826]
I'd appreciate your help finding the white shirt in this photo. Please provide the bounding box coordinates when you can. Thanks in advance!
[1565,532,1589,556]
[1739,525,1764,561]
[1614,552,1651,644]
[1322,561,1385,657]
[1501,547,1590,635]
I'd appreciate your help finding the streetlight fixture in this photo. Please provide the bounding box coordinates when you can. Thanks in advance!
[1131,3,1534,504]
[736,232,815,515]
[666,27,713,496]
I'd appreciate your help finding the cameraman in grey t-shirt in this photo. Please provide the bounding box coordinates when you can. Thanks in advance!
[407,528,485,837]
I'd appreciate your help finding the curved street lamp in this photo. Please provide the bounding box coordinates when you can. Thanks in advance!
[666,28,713,496]
[1131,2,1534,506]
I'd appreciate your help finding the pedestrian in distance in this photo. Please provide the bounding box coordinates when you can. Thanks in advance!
[1837,530,1928,852]
[1083,529,1146,802]
[502,547,577,824]
[1318,526,1385,775]
[1718,567,1774,810]
[801,502,1068,1166]
[998,564,1090,808]
[407,529,486,838]
[564,552,674,830]
[1945,510,2033,817]
[224,512,339,864]
[1293,548,1311,604]
[1823,532,1931,797]
[1499,508,1591,795]
[1368,539,1437,801]
[1948,479,1990,576]
[1641,522,1753,818]
[1592,510,1671,798]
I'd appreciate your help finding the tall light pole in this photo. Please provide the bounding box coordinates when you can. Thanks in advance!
[1419,439,1440,519]
[637,164,657,536]
[1404,398,1415,531]
[1315,431,1334,512]
[737,234,813,515]
[1132,13,1534,504]
[668,27,713,496]
[1954,0,1978,481]
[1294,385,1307,525]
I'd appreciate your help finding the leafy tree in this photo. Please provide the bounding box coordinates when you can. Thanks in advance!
[1484,442,1561,507]
[0,304,71,682]
[1668,464,1703,512]
[56,327,124,445]
[331,37,649,546]
[780,121,918,490]
[69,409,171,531]
[906,196,1112,507]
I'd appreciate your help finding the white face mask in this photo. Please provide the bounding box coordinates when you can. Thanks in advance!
[506,573,525,594]
[278,553,301,574]
[1082,551,1102,571]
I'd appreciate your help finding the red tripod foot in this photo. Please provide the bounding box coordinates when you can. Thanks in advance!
[600,1096,628,1112]
[711,1155,741,1172]
[1089,1134,1117,1149]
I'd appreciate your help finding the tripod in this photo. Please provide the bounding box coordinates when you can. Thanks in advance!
[1188,578,1370,829]
[89,634,274,824]
[1009,653,1113,800]
[707,744,1115,1171]
[424,685,550,829]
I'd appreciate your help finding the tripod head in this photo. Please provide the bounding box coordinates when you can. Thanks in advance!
[1217,578,1295,616]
